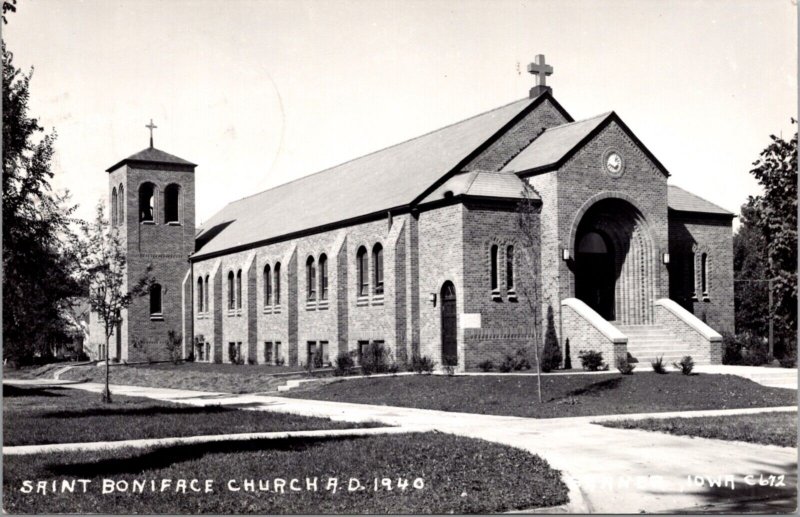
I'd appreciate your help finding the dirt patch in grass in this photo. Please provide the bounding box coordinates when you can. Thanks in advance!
[598,411,798,447]
[283,372,797,418]
[3,433,568,514]
[3,385,377,446]
[56,363,329,394]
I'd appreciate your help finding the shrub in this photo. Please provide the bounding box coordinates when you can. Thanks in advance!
[499,355,515,373]
[541,306,562,372]
[247,357,256,365]
[275,356,285,366]
[361,342,391,375]
[578,350,605,371]
[513,349,532,371]
[477,359,494,372]
[442,355,458,376]
[165,330,183,364]
[651,355,667,374]
[409,355,435,374]
[779,351,797,368]
[564,339,572,370]
[616,353,635,375]
[313,349,324,369]
[722,332,772,366]
[673,355,695,375]
[334,352,354,376]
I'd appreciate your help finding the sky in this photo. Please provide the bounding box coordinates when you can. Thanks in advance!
[4,0,797,229]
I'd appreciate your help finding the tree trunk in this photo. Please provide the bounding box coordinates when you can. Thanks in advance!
[103,333,112,403]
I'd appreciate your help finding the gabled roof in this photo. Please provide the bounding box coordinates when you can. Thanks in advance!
[501,111,670,177]
[421,170,535,204]
[668,185,733,216]
[106,146,197,172]
[192,93,565,259]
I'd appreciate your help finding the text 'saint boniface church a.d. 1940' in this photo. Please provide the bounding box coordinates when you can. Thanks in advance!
[89,56,734,370]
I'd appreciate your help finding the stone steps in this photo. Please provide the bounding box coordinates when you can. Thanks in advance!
[616,324,707,365]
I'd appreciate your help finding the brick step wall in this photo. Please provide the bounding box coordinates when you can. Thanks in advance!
[616,324,710,366]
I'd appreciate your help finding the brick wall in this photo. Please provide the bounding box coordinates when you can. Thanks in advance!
[654,299,723,364]
[561,300,627,369]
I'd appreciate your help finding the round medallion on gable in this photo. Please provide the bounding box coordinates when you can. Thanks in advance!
[602,148,625,178]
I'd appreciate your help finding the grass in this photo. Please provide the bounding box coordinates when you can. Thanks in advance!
[598,411,798,447]
[283,372,797,418]
[56,362,327,394]
[3,385,377,446]
[3,433,568,514]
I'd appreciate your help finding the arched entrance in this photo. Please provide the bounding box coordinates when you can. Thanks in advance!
[440,281,457,364]
[573,198,656,324]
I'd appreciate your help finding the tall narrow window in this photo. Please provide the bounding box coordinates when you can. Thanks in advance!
[139,183,156,222]
[274,263,281,305]
[150,283,162,315]
[118,184,124,224]
[197,277,204,313]
[701,253,708,295]
[373,244,384,295]
[228,271,235,310]
[236,270,242,309]
[164,184,180,223]
[357,246,368,296]
[506,245,515,291]
[204,275,210,312]
[306,256,316,301]
[111,188,118,226]
[319,254,328,300]
[264,264,272,305]
[490,245,499,291]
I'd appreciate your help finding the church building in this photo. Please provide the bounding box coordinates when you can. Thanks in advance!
[94,56,734,370]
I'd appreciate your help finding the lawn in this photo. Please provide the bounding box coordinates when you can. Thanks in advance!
[282,372,797,418]
[3,384,377,446]
[56,362,326,394]
[598,411,798,447]
[3,433,568,514]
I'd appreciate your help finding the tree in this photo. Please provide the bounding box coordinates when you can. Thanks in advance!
[79,204,151,402]
[515,182,545,403]
[541,305,562,372]
[744,120,797,354]
[3,42,84,364]
[733,204,769,336]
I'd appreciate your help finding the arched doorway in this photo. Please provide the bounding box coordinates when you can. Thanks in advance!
[440,281,457,364]
[573,198,656,324]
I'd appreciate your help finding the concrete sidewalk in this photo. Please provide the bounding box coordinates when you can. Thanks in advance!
[4,378,797,513]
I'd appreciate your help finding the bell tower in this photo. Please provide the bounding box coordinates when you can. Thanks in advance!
[106,123,196,362]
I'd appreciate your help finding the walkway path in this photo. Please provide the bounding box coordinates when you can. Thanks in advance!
[5,379,797,513]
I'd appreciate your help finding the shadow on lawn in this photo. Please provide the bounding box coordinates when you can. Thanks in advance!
[564,377,623,398]
[44,435,370,477]
[2,385,68,398]
[40,405,236,419]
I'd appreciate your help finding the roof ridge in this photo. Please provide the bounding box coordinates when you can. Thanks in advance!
[541,111,612,133]
[226,97,534,206]
[668,184,732,214]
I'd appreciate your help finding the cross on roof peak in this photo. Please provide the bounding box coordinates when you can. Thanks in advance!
[146,118,158,148]
[527,54,553,87]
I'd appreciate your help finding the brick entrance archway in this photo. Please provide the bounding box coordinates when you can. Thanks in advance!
[573,198,656,324]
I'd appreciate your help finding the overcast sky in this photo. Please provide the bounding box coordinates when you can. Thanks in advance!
[5,0,797,228]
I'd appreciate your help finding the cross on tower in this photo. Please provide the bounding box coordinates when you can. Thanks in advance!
[146,118,158,148]
[527,54,553,87]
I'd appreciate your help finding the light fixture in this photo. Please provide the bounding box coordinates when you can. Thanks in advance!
[562,248,570,261]
[429,293,437,306]
[662,252,670,265]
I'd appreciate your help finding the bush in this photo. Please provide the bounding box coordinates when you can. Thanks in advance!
[673,355,695,375]
[779,351,797,368]
[334,352,354,376]
[409,355,435,374]
[578,350,605,371]
[165,330,183,365]
[651,355,667,374]
[477,359,494,372]
[499,355,515,373]
[564,339,572,370]
[361,342,391,375]
[513,349,532,371]
[275,356,285,366]
[541,306,562,372]
[616,353,635,375]
[442,355,458,376]
[722,332,772,366]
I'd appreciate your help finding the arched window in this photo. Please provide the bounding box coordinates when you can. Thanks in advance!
[197,277,204,313]
[319,254,328,300]
[701,253,708,295]
[139,182,156,222]
[506,245,515,291]
[490,245,499,291]
[357,246,368,296]
[118,184,124,225]
[164,184,180,224]
[204,275,210,312]
[306,256,316,301]
[227,271,235,310]
[274,263,281,305]
[373,244,384,295]
[150,283,162,315]
[264,264,272,305]
[236,270,243,309]
[111,188,118,226]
